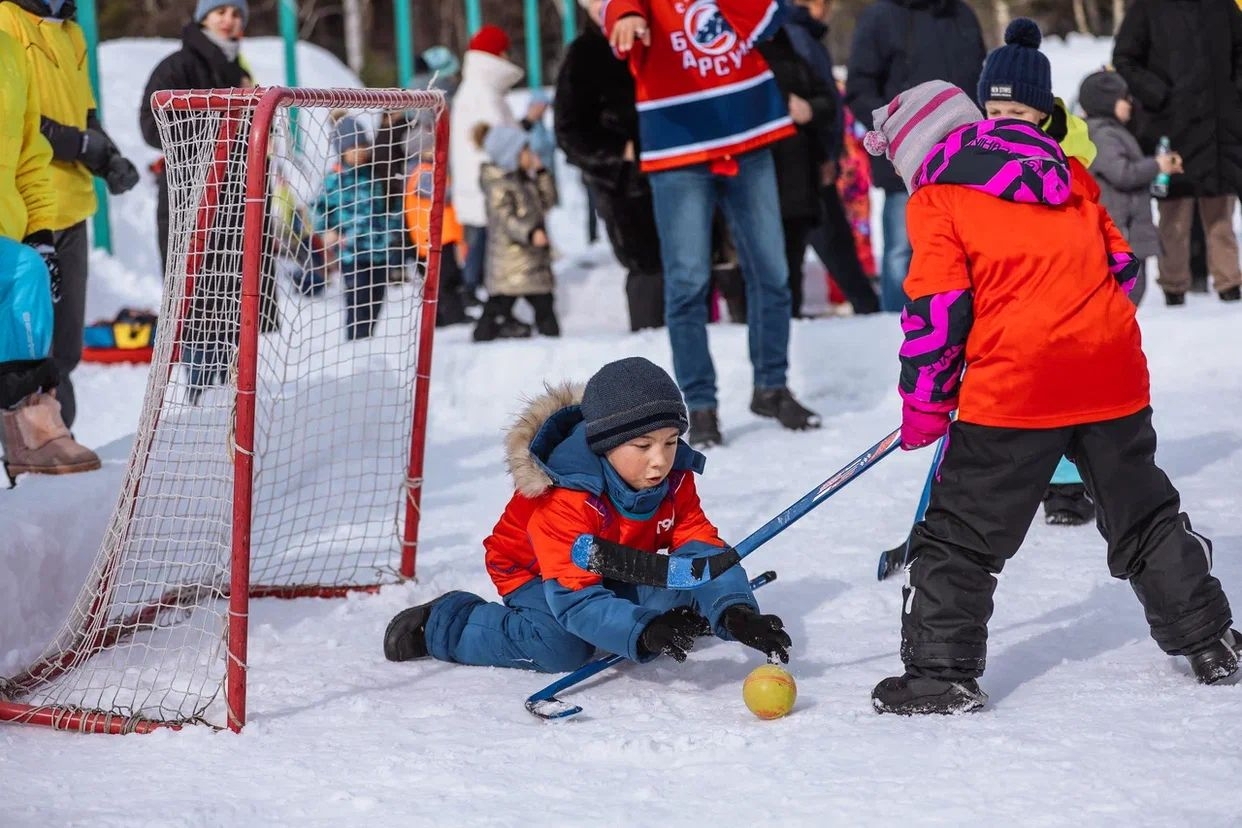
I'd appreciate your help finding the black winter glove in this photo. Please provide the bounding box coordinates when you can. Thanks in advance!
[23,230,61,304]
[103,153,140,195]
[639,606,703,663]
[721,604,791,664]
[78,128,113,175]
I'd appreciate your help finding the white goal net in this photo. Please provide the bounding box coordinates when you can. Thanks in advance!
[0,87,447,733]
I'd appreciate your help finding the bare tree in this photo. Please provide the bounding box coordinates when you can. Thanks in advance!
[342,0,366,75]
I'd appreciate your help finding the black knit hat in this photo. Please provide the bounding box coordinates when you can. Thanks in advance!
[977,19,1054,117]
[581,357,688,455]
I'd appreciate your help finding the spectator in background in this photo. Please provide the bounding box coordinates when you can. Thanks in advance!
[1079,69,1174,307]
[449,24,546,309]
[785,0,879,316]
[139,0,278,404]
[0,28,99,479]
[474,124,560,342]
[417,45,461,95]
[0,0,140,431]
[554,0,664,331]
[845,0,985,312]
[757,26,836,318]
[139,0,253,274]
[605,0,820,448]
[1113,0,1242,305]
[314,117,404,341]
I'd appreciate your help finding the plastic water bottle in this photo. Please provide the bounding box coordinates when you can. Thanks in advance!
[1151,136,1172,198]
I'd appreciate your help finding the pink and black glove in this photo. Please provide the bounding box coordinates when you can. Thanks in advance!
[900,397,955,451]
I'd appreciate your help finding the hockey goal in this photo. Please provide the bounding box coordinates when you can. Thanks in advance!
[0,87,448,733]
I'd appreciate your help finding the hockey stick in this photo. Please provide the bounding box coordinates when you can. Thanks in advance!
[525,570,777,720]
[876,434,946,581]
[570,427,902,589]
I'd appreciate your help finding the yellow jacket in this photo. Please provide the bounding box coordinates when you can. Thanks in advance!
[0,28,55,241]
[0,2,96,230]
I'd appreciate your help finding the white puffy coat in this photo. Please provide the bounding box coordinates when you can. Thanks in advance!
[449,50,524,227]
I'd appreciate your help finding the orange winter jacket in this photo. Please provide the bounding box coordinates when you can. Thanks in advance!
[904,179,1150,429]
[403,162,464,258]
[485,469,722,596]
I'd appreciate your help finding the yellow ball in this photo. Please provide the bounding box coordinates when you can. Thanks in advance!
[742,664,797,720]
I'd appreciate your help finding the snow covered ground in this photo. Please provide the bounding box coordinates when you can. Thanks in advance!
[4,31,1242,828]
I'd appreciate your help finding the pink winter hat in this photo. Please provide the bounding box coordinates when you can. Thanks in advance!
[863,81,983,193]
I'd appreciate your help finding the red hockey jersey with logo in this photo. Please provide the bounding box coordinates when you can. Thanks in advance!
[602,0,796,172]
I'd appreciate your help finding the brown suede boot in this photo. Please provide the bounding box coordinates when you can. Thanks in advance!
[1,391,101,484]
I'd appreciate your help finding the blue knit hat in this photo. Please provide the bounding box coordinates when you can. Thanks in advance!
[977,19,1053,116]
[331,115,371,155]
[195,0,249,27]
[581,357,689,454]
[483,124,530,173]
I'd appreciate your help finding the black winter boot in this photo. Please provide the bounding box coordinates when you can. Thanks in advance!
[1164,290,1186,306]
[383,600,438,662]
[1220,286,1241,302]
[872,673,988,715]
[750,387,822,430]
[688,408,723,449]
[1187,629,1242,685]
[1042,483,1095,526]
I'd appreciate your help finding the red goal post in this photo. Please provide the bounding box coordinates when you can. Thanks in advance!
[0,87,448,734]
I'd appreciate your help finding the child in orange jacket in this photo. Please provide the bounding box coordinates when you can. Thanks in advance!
[383,357,790,672]
[862,80,1238,715]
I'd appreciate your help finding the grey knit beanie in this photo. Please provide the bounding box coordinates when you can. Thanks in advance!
[862,81,984,193]
[195,0,249,27]
[581,357,689,455]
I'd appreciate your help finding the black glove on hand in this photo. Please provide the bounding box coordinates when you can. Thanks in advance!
[104,153,140,195]
[639,606,703,663]
[79,128,113,175]
[23,230,61,303]
[722,604,791,663]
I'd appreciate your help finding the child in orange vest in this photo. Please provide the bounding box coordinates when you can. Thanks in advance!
[383,357,790,672]
[863,81,1238,714]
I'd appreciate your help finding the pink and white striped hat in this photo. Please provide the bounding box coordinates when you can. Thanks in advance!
[863,81,983,193]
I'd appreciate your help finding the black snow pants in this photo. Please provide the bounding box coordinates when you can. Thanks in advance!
[901,407,1232,679]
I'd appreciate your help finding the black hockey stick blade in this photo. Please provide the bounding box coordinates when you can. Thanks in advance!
[876,542,908,581]
[570,534,742,589]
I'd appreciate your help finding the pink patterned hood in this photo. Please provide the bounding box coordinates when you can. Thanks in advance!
[911,118,1072,206]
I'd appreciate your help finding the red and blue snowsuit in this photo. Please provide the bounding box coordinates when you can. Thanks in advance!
[423,384,761,673]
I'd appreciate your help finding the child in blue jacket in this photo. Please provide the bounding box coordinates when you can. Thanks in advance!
[384,357,791,673]
[314,116,404,340]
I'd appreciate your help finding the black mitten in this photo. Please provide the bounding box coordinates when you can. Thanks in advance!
[722,604,791,663]
[104,153,140,195]
[639,606,703,662]
[78,128,113,175]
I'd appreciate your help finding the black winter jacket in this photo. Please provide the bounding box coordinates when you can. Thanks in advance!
[553,25,647,197]
[139,23,249,150]
[1112,0,1242,199]
[758,29,835,222]
[844,0,986,192]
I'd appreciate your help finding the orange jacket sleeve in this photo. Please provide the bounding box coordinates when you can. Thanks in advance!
[903,189,972,300]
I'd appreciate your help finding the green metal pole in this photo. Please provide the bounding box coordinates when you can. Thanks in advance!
[77,0,111,253]
[562,0,576,45]
[465,0,482,37]
[394,0,414,87]
[279,0,299,86]
[524,0,542,87]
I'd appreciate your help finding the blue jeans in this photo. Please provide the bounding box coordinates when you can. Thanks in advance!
[648,150,791,410]
[880,189,912,313]
[462,225,487,293]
